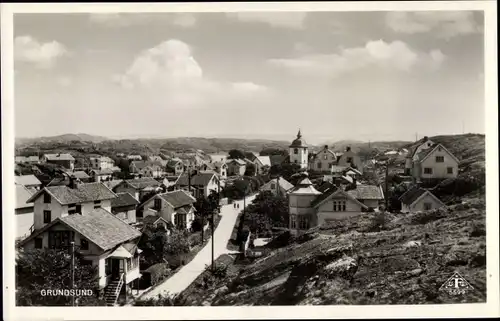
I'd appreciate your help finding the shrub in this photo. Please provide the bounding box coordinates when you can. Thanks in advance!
[145,263,170,286]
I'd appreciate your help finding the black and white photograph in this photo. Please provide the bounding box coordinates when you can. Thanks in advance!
[2,1,498,320]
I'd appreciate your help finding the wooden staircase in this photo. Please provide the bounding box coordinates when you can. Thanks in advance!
[104,273,124,306]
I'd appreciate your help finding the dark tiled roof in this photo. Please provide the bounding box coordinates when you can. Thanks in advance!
[60,208,141,250]
[72,171,90,179]
[124,177,161,190]
[347,185,384,200]
[310,185,338,207]
[269,155,286,166]
[15,175,41,186]
[177,171,216,187]
[44,153,75,161]
[415,144,437,161]
[103,179,123,190]
[399,186,427,205]
[158,190,196,209]
[92,168,114,175]
[28,182,117,205]
[111,192,139,208]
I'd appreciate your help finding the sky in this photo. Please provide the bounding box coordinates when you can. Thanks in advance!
[13,10,485,144]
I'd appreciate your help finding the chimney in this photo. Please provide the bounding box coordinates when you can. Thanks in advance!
[68,175,79,189]
[346,146,351,152]
[324,145,328,150]
[423,136,428,142]
[352,177,357,187]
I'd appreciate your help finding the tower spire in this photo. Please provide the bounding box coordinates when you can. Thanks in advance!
[297,129,302,139]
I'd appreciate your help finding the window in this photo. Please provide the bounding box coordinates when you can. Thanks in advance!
[270,183,276,189]
[294,148,298,154]
[435,156,444,163]
[43,193,51,204]
[423,203,432,210]
[333,200,346,212]
[81,239,89,250]
[424,167,433,174]
[34,237,43,249]
[294,160,298,164]
[175,213,187,229]
[154,198,162,210]
[94,205,101,209]
[447,167,453,174]
[324,155,328,160]
[94,200,101,205]
[317,162,322,169]
[347,157,353,163]
[290,215,297,229]
[75,205,82,214]
[298,216,309,230]
[48,231,71,249]
[43,210,51,223]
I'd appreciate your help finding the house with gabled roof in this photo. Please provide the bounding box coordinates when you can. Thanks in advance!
[309,145,338,173]
[226,158,246,176]
[15,174,42,191]
[113,177,162,202]
[15,155,40,164]
[336,147,363,174]
[253,155,271,175]
[25,180,118,233]
[176,171,221,198]
[148,155,163,162]
[260,176,294,197]
[139,190,197,230]
[90,168,114,182]
[129,160,165,178]
[399,186,445,213]
[89,155,114,170]
[410,142,460,181]
[111,192,140,224]
[287,172,385,234]
[41,153,75,171]
[142,215,172,232]
[405,136,435,175]
[165,159,184,175]
[18,207,142,301]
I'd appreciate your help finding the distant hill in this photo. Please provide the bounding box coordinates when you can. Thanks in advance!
[16,133,109,146]
[319,139,411,153]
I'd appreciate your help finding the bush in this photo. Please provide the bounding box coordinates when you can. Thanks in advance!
[145,263,171,286]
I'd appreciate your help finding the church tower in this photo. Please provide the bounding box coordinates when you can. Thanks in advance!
[289,129,309,169]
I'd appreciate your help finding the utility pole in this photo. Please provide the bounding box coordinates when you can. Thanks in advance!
[212,178,220,272]
[384,161,390,210]
[70,241,75,307]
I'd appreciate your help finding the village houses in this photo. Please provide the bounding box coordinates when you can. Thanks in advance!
[90,168,115,182]
[129,160,165,178]
[139,190,197,230]
[176,171,221,199]
[15,174,42,192]
[399,186,446,213]
[15,155,40,164]
[113,177,162,202]
[260,176,294,197]
[337,147,364,174]
[111,192,140,224]
[89,155,115,170]
[287,173,384,235]
[165,159,185,175]
[309,145,337,172]
[406,138,460,182]
[226,158,246,176]
[15,184,35,239]
[41,153,75,171]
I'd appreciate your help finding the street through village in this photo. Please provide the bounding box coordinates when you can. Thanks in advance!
[140,194,256,300]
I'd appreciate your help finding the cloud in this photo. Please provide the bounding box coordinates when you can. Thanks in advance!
[268,40,446,78]
[14,35,68,68]
[226,12,307,29]
[88,13,197,28]
[114,39,267,107]
[385,11,481,38]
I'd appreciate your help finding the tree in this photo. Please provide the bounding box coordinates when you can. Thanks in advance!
[16,248,105,306]
[244,163,256,176]
[228,149,246,160]
[259,148,287,157]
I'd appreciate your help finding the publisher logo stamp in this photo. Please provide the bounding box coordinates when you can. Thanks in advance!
[439,271,474,295]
